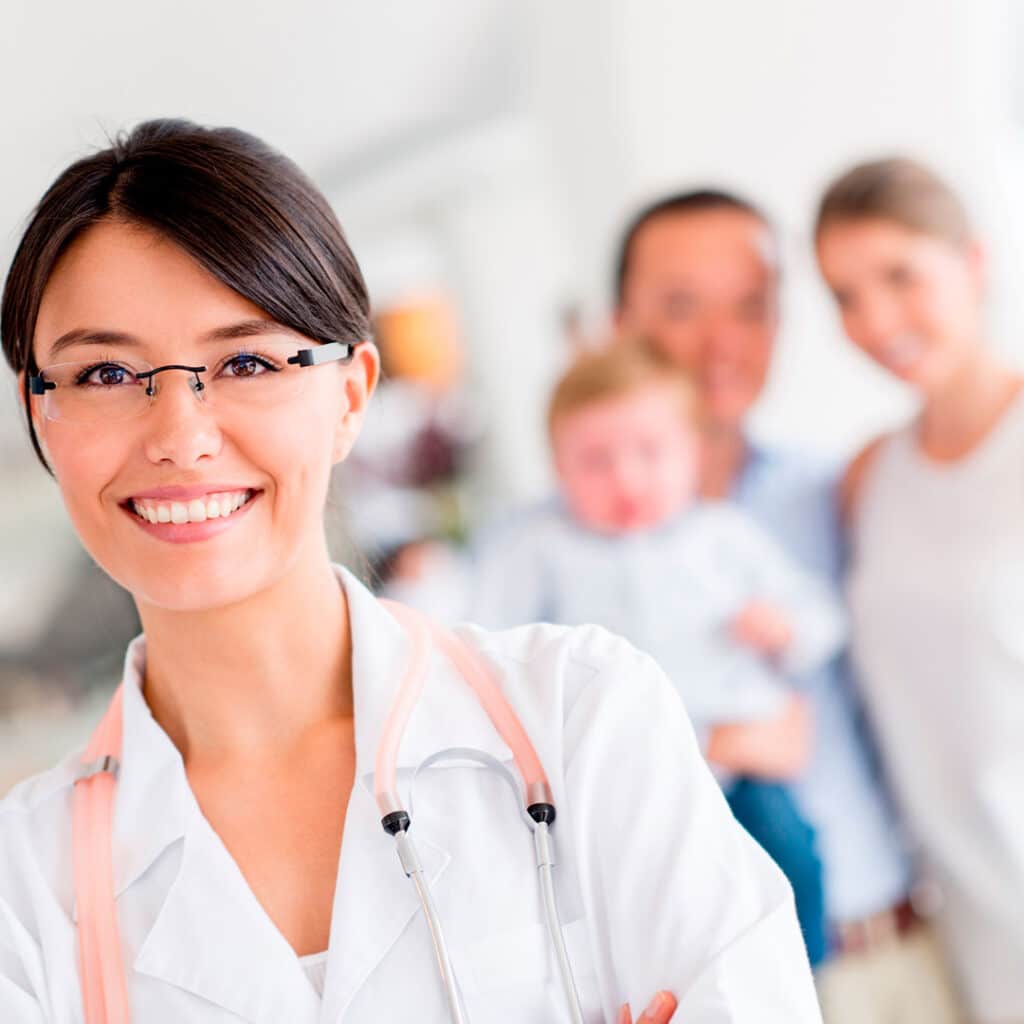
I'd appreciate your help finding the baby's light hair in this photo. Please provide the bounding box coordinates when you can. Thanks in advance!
[547,339,699,440]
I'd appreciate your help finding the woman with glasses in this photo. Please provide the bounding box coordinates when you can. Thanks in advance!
[0,120,819,1024]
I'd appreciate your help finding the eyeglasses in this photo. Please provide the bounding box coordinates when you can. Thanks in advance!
[28,339,357,425]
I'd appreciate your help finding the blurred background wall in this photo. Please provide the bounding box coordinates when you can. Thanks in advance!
[3,0,1024,787]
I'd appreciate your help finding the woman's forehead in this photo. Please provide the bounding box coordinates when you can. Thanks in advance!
[34,221,272,361]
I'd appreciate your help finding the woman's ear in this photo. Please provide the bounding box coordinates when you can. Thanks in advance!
[332,342,381,464]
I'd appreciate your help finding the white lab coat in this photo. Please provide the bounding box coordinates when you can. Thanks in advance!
[0,567,821,1023]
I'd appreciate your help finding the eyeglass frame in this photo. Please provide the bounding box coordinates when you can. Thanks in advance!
[27,340,359,398]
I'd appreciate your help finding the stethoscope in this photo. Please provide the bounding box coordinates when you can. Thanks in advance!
[71,601,585,1024]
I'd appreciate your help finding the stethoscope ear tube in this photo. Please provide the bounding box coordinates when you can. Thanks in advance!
[374,601,587,1024]
[534,822,585,1024]
[393,828,471,1024]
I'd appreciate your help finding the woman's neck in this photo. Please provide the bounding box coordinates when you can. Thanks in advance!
[700,423,749,499]
[918,347,1023,461]
[137,546,352,764]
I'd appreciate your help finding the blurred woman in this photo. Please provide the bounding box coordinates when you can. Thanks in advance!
[816,157,1024,1024]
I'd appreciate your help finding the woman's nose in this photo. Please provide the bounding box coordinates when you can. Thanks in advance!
[141,373,223,467]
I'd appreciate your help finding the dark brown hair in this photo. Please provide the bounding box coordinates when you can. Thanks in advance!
[1,118,371,471]
[613,189,775,304]
[815,157,972,247]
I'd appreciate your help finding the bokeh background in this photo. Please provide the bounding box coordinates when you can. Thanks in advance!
[3,0,1024,790]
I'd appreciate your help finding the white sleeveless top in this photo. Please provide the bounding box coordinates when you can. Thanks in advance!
[848,396,1024,1022]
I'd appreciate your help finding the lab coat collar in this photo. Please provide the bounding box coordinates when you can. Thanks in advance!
[74,636,324,1020]
[69,635,194,919]
[342,563,515,787]
[89,564,510,1021]
[98,566,511,901]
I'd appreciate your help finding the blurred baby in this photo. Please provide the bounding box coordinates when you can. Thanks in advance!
[472,340,847,964]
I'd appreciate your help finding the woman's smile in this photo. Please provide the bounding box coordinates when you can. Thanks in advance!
[122,486,262,544]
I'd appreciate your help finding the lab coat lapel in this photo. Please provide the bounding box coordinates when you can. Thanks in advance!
[317,784,449,1022]
[114,634,319,1020]
[339,566,514,773]
[71,642,192,923]
[134,806,321,1023]
[318,571,512,1020]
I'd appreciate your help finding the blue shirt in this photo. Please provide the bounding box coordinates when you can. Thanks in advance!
[734,445,912,924]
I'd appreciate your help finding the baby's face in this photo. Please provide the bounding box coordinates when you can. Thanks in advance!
[552,383,699,534]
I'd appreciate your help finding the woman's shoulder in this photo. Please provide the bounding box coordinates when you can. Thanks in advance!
[2,750,80,815]
[460,616,649,675]
[0,750,79,855]
[0,751,80,923]
[454,619,687,738]
[840,434,894,524]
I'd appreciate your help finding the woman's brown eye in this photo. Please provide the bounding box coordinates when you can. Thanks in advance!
[230,356,259,376]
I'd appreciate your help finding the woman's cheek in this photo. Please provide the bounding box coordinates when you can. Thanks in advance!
[47,427,124,542]
[232,414,334,523]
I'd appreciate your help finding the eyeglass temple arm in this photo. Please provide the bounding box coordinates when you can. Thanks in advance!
[28,375,55,394]
[287,341,356,367]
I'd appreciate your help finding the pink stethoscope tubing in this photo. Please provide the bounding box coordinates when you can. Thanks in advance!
[375,600,552,816]
[71,602,559,1024]
[72,687,130,1024]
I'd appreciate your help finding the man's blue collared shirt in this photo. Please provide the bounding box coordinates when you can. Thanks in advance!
[734,444,912,924]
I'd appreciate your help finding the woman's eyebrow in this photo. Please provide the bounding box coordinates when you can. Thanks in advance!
[46,319,296,360]
[202,319,297,342]
[47,329,138,360]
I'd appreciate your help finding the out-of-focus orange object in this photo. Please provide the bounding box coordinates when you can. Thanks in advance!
[374,292,462,394]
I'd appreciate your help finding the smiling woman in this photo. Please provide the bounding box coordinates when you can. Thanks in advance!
[0,120,821,1024]
[815,158,1024,1023]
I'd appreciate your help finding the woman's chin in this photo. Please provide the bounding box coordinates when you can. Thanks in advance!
[109,558,271,616]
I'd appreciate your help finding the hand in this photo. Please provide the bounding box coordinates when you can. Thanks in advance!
[617,990,678,1023]
[731,601,794,657]
[706,695,811,780]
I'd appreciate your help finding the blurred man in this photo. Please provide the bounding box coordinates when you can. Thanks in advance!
[615,191,963,1023]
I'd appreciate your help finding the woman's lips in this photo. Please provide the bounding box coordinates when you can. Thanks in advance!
[122,489,261,544]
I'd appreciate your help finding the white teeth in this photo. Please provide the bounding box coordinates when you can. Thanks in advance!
[132,489,252,525]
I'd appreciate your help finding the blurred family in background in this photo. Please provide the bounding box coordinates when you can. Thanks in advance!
[372,160,1024,1023]
[1,126,1022,1020]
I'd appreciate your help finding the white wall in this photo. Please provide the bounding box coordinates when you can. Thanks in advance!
[524,0,1024,460]
[3,0,1022,497]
